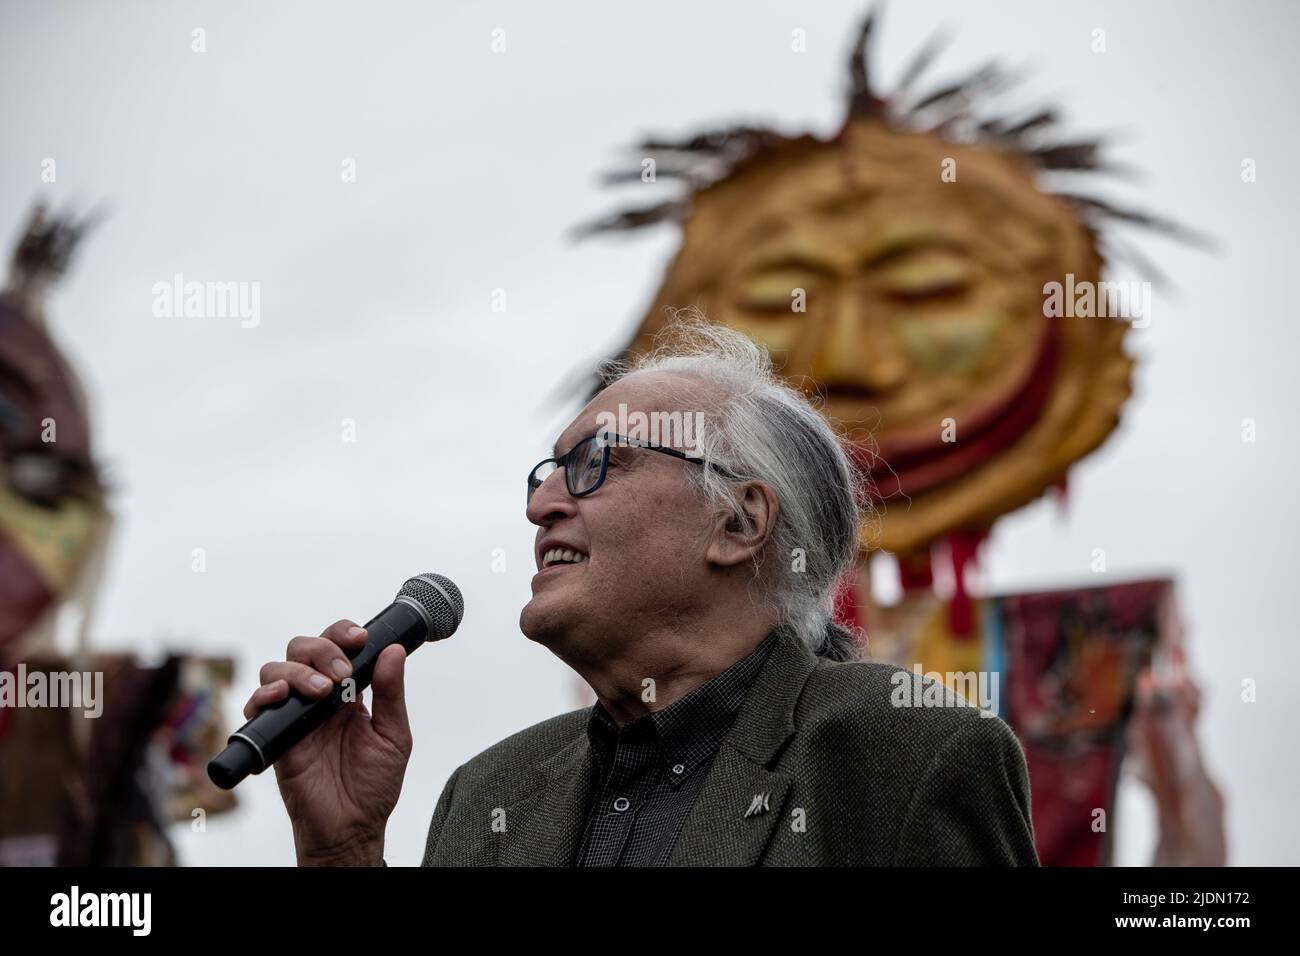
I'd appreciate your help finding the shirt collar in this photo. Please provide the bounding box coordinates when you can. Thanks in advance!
[585,631,776,780]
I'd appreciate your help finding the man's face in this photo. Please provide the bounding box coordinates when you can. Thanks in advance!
[519,372,719,665]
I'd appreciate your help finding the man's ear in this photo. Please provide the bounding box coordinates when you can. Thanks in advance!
[706,482,779,567]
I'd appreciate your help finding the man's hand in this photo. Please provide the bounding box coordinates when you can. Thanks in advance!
[243,620,413,866]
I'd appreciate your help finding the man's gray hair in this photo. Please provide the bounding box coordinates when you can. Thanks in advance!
[601,310,869,661]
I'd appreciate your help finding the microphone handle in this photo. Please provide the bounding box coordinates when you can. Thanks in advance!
[207,601,427,789]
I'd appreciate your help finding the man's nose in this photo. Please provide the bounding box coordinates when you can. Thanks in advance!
[810,292,909,394]
[525,468,578,526]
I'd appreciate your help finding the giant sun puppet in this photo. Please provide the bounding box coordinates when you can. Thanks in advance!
[577,12,1224,866]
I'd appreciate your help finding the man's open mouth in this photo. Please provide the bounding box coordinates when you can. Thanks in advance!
[541,547,589,569]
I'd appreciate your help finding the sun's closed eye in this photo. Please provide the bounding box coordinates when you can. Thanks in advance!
[876,250,972,302]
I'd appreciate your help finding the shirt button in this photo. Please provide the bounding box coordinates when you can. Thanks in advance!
[672,764,685,775]
[613,797,630,812]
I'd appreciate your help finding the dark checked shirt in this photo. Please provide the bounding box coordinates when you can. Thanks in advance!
[575,632,775,866]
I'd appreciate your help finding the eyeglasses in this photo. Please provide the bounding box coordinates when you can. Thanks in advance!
[527,432,736,504]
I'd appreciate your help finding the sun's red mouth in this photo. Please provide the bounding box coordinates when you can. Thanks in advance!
[855,318,1061,500]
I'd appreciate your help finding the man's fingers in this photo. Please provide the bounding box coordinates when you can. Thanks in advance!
[321,619,369,649]
[243,678,288,719]
[246,622,367,719]
[369,644,411,752]
[285,634,356,684]
[257,660,339,700]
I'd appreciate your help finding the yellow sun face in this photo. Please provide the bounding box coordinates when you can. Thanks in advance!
[626,121,1133,555]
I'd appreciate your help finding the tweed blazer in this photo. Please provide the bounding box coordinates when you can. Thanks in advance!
[422,628,1039,866]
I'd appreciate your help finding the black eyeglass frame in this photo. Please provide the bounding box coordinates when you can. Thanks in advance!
[526,432,738,504]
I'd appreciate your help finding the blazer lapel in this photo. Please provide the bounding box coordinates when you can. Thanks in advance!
[667,743,793,865]
[499,736,597,866]
[668,628,818,866]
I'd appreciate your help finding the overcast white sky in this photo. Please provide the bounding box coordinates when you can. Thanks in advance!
[1,0,1296,866]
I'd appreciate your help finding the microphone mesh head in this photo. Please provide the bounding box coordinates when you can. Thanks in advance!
[399,573,464,640]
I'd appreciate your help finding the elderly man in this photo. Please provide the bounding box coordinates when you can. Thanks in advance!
[246,318,1038,866]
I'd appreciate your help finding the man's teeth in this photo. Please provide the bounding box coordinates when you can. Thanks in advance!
[542,547,589,568]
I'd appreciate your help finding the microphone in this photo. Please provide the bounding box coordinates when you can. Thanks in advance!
[206,573,464,790]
